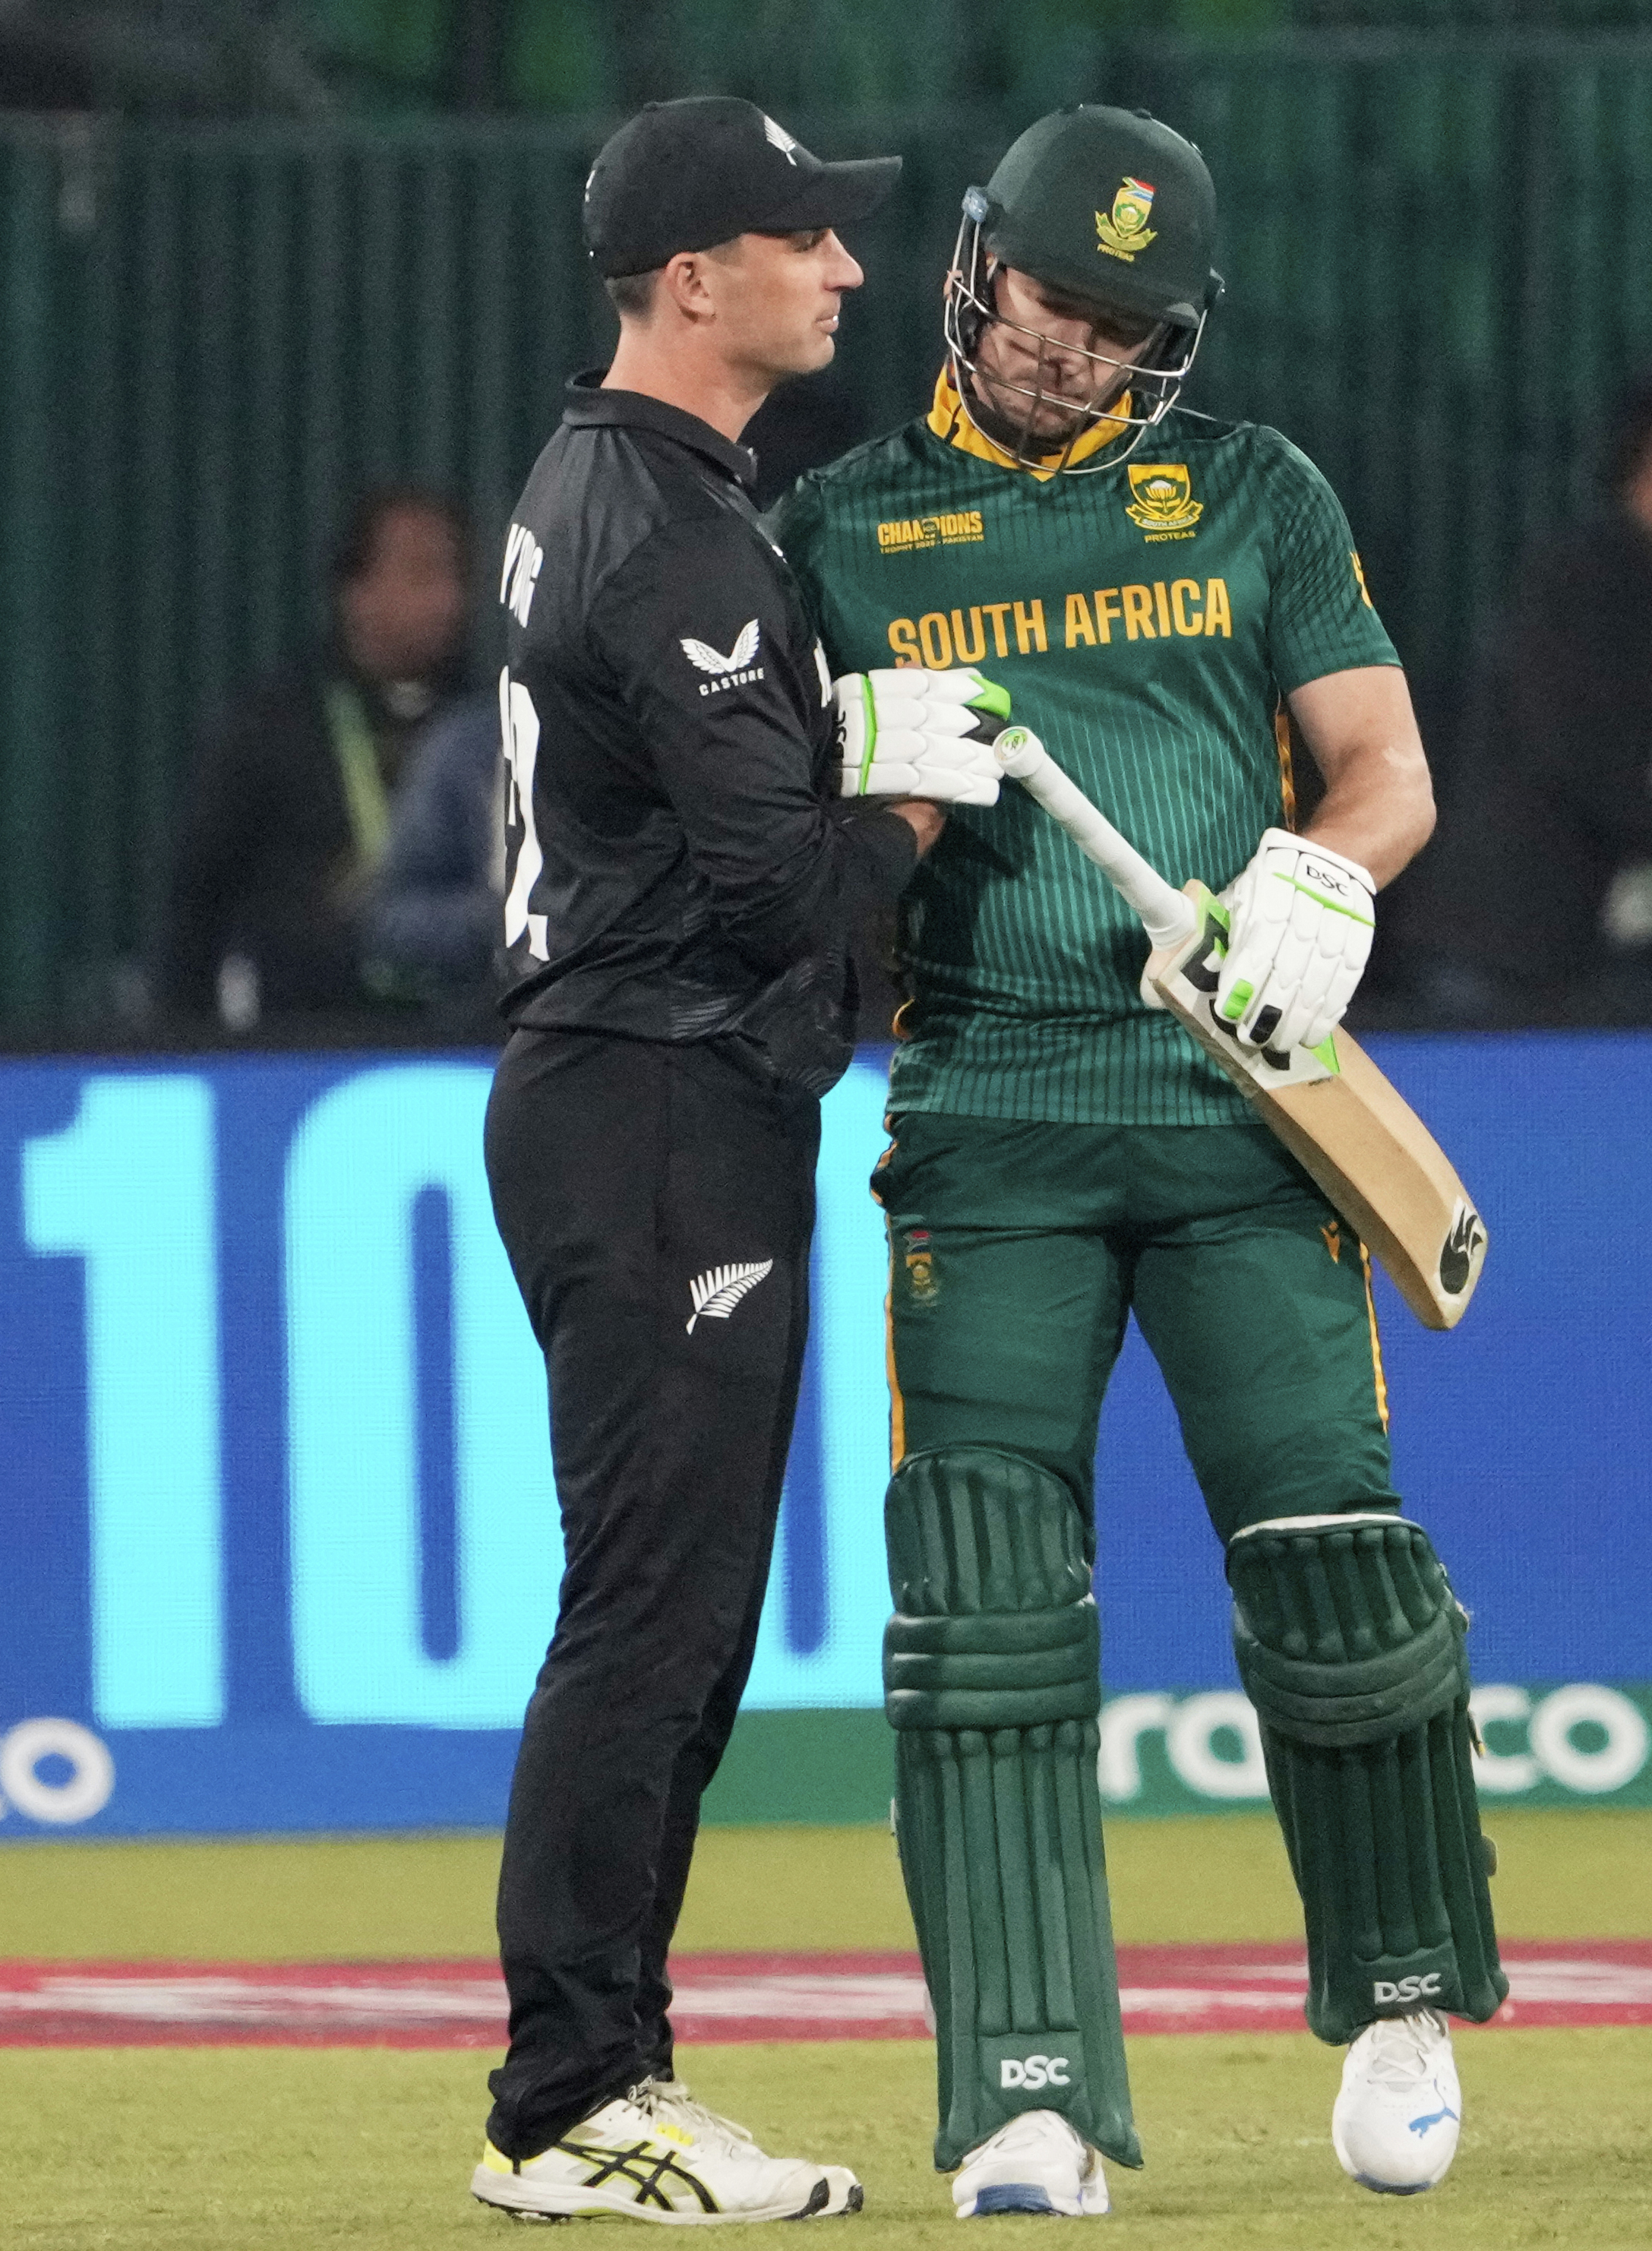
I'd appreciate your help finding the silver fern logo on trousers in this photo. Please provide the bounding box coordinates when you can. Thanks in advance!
[686,1260,774,1333]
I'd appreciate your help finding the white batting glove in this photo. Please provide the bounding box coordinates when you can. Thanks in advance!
[833,669,1011,808]
[1214,827,1376,1054]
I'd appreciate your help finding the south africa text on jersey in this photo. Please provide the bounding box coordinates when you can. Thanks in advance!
[887,578,1233,667]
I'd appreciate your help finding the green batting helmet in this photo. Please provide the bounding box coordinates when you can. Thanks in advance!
[943,104,1223,473]
[976,105,1221,327]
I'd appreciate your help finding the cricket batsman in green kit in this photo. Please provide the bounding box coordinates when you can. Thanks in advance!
[772,105,1505,2216]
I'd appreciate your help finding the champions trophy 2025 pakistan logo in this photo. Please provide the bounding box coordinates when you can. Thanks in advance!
[1123,462,1204,539]
[1095,175,1157,263]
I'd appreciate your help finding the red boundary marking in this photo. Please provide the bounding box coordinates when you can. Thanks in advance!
[0,1942,1646,2047]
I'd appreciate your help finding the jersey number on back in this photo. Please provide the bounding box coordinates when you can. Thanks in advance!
[499,668,549,960]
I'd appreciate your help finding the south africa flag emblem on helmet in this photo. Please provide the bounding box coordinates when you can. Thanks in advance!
[1096,176,1158,263]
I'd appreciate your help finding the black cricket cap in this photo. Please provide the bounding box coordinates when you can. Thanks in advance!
[583,96,901,279]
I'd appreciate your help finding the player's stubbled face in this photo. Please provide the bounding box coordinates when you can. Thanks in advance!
[712,227,864,384]
[973,264,1159,441]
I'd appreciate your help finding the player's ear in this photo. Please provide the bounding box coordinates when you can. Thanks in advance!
[659,249,718,324]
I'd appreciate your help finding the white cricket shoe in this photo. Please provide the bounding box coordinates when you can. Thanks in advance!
[952,2110,1110,2218]
[1331,2008,1461,2194]
[471,2085,831,2224]
[649,2079,862,2215]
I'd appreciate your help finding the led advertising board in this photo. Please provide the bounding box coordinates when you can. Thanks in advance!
[0,1038,1647,1835]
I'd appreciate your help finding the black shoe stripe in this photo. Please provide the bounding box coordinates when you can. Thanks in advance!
[555,2136,721,2215]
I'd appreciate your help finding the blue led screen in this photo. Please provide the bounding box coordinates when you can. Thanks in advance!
[0,1035,1647,1835]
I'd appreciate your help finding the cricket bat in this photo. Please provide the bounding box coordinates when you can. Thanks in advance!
[993,727,1487,1330]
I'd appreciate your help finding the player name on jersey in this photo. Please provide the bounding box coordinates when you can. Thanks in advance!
[886,579,1233,669]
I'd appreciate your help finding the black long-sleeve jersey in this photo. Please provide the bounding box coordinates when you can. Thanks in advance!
[496,376,917,1093]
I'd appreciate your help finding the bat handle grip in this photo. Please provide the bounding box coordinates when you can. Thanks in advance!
[993,727,1200,949]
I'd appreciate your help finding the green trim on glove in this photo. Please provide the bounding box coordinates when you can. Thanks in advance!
[1271,871,1376,926]
[858,673,877,794]
[964,672,1012,722]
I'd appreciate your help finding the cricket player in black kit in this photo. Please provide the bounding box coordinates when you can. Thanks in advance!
[471,100,1014,2224]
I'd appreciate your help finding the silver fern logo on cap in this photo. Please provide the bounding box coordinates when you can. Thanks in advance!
[763,115,799,166]
[687,1260,775,1333]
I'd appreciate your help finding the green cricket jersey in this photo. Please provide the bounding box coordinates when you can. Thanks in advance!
[771,375,1399,1127]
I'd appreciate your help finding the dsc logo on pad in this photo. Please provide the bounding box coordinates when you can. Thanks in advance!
[1373,1973,1442,2006]
[1000,2054,1071,2091]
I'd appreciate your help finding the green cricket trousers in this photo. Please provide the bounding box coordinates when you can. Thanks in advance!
[873,1110,1398,1541]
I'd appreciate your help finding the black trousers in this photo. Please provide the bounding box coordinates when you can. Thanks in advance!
[482,1026,820,2159]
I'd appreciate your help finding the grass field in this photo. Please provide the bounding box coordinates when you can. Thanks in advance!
[4,1807,1648,1956]
[11,2031,1651,2250]
[2,1812,1648,2248]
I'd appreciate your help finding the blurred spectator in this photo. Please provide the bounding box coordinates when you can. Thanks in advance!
[158,485,474,1025]
[1423,376,1652,1025]
[363,691,505,1038]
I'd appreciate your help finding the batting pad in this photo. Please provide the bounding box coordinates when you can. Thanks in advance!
[884,1446,1139,2174]
[1229,1513,1507,2044]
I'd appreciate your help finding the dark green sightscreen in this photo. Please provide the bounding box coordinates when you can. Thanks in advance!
[298,2,1288,115]
[5,36,1652,1022]
[295,3,1652,115]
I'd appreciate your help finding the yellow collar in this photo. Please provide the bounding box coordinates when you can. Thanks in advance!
[927,365,1132,481]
